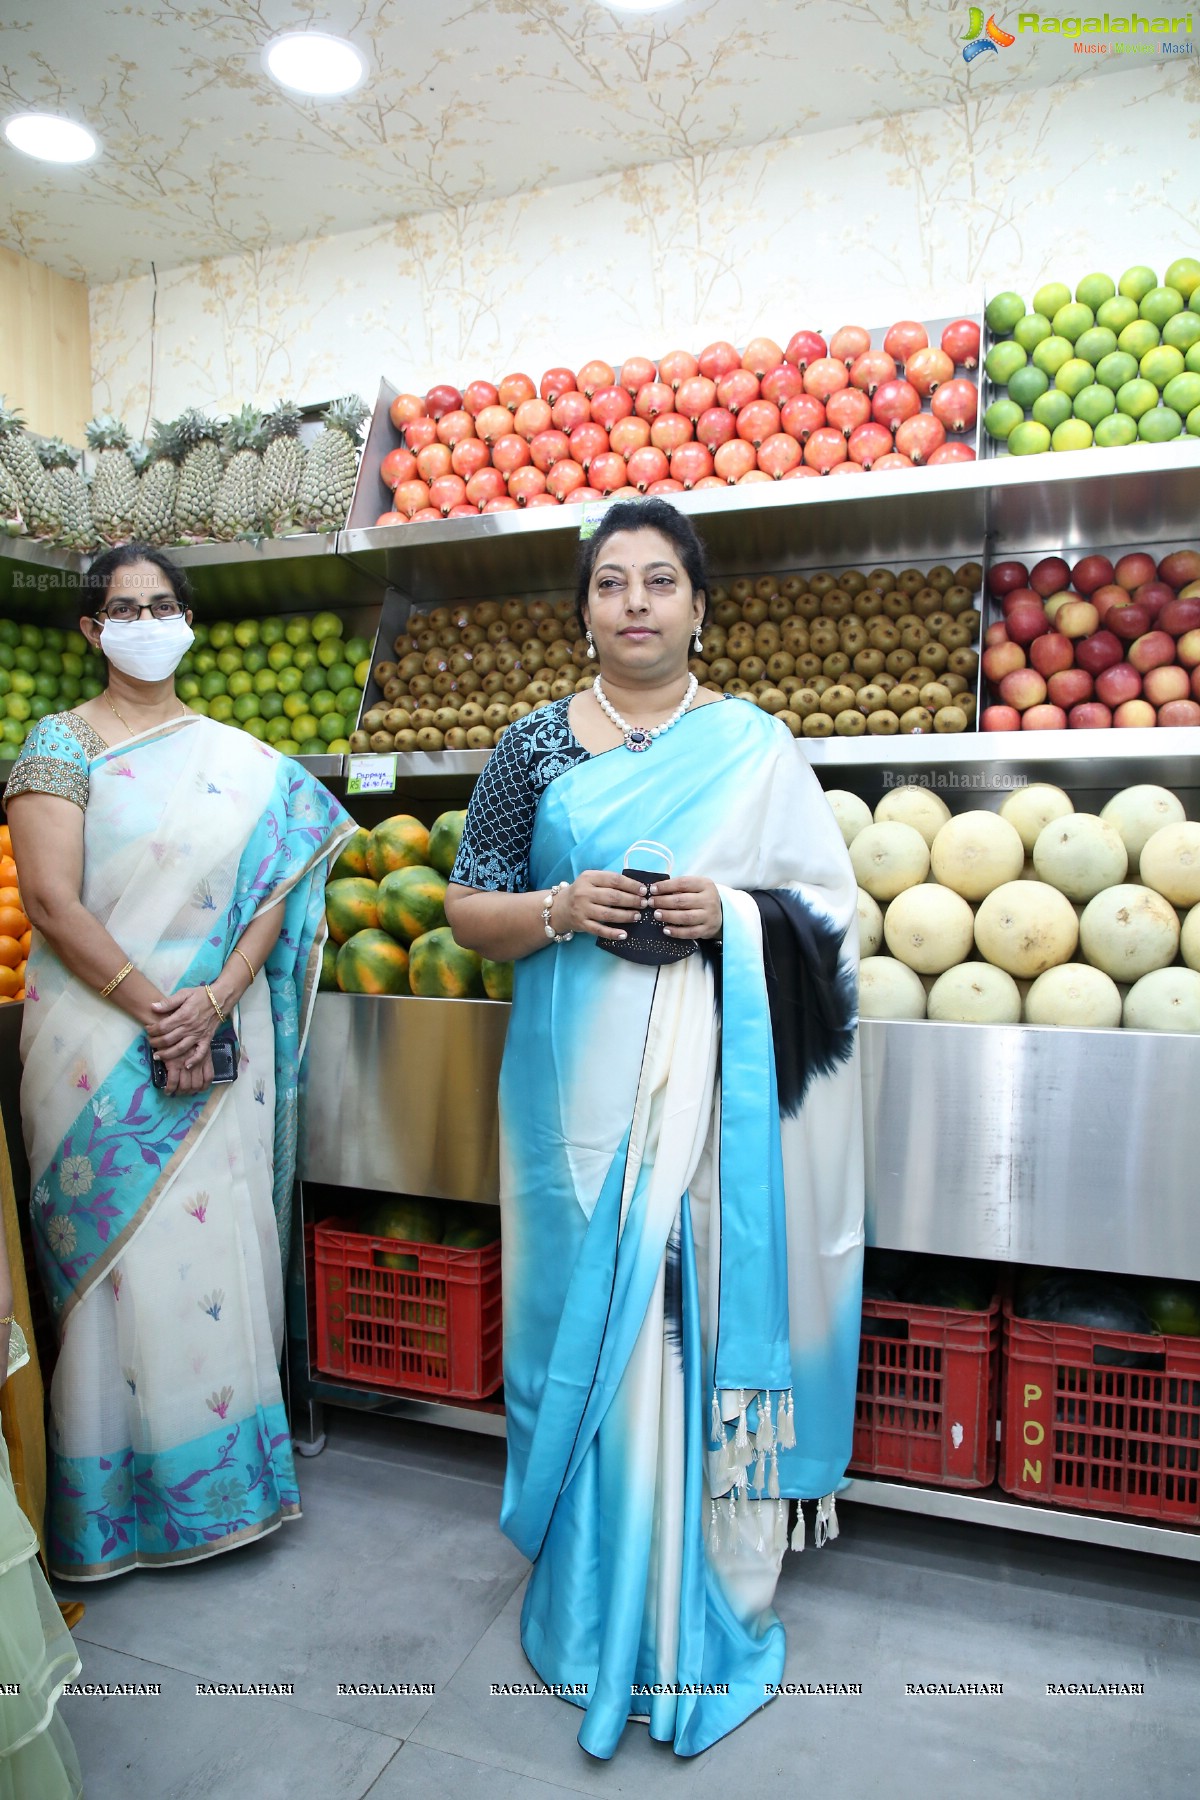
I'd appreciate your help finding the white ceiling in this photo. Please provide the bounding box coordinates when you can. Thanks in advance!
[2,0,1112,286]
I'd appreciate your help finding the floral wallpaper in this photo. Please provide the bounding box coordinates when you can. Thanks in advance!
[88,58,1198,433]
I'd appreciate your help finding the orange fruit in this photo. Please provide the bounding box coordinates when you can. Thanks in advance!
[14,991,23,1003]
[0,938,21,972]
[15,961,25,985]
[0,826,11,855]
[0,908,26,941]
[18,932,30,956]
[0,859,15,889]
[0,967,21,999]
[0,889,20,910]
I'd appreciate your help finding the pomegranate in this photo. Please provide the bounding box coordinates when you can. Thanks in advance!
[829,324,871,366]
[760,363,805,407]
[438,409,479,449]
[590,385,634,431]
[650,413,694,455]
[512,398,552,441]
[696,406,737,449]
[389,393,426,430]
[803,358,850,401]
[404,416,438,453]
[714,439,757,483]
[698,340,741,382]
[930,378,978,432]
[411,506,441,523]
[803,427,849,473]
[757,433,803,478]
[871,379,921,431]
[425,384,463,420]
[447,503,479,519]
[782,466,819,480]
[507,465,547,505]
[567,421,609,468]
[737,469,773,484]
[393,479,431,519]
[693,475,728,490]
[482,496,519,513]
[925,441,976,464]
[525,492,559,508]
[563,487,604,505]
[498,373,536,412]
[492,433,532,476]
[671,442,714,487]
[462,379,499,416]
[716,369,760,413]
[626,446,670,490]
[882,320,929,366]
[659,348,699,391]
[547,459,587,501]
[781,393,826,442]
[847,422,893,469]
[380,446,417,488]
[784,330,827,371]
[735,399,782,447]
[539,367,576,405]
[529,428,572,472]
[474,405,513,448]
[940,319,981,368]
[634,382,675,422]
[577,359,616,397]
[905,346,954,396]
[849,349,897,395]
[429,473,467,515]
[466,466,506,506]
[647,477,686,494]
[894,413,947,464]
[741,336,784,378]
[675,375,717,422]
[589,452,628,493]
[552,391,591,434]
[609,416,651,457]
[375,510,402,527]
[825,388,871,437]
[828,462,865,476]
[620,356,658,396]
[873,452,915,470]
[451,437,490,480]
[416,442,452,484]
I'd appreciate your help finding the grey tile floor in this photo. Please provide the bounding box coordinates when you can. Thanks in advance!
[56,1413,1199,1799]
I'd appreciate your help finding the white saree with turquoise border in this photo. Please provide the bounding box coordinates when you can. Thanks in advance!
[497,698,863,1759]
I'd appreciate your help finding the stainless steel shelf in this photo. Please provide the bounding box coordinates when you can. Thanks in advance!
[0,537,87,610]
[170,534,379,611]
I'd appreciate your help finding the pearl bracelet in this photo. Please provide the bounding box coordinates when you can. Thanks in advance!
[542,882,574,944]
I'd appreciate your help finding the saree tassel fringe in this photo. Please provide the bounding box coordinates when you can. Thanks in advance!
[734,1391,749,1451]
[768,1445,780,1501]
[737,1481,750,1521]
[708,1499,721,1555]
[777,1389,797,1450]
[815,1493,840,1547]
[751,1448,765,1494]
[754,1389,775,1453]
[775,1498,788,1553]
[790,1500,806,1553]
[710,1388,723,1450]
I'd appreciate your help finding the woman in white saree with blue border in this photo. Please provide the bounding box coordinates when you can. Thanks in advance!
[447,499,863,1761]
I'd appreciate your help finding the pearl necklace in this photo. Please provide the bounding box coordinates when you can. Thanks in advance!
[593,672,698,753]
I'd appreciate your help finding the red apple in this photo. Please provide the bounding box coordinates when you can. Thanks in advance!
[1044,589,1080,622]
[1068,701,1112,729]
[1006,602,1051,646]
[985,621,1010,647]
[1030,555,1071,597]
[1002,586,1042,617]
[1113,699,1156,728]
[1142,665,1190,706]
[1193,665,1200,701]
[1182,581,1200,601]
[1030,633,1075,677]
[1158,549,1200,590]
[981,705,1021,731]
[987,560,1029,597]
[1056,600,1100,640]
[1159,598,1200,637]
[1157,699,1200,727]
[1095,662,1142,707]
[1022,703,1068,730]
[1092,584,1129,622]
[1127,630,1176,674]
[983,642,1027,683]
[1108,603,1151,641]
[1134,580,1173,621]
[1071,554,1115,595]
[1047,668,1094,709]
[1075,630,1124,675]
[999,668,1048,710]
[1176,629,1200,670]
[1115,551,1156,591]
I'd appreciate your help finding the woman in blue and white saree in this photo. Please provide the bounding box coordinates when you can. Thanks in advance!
[446,499,863,1760]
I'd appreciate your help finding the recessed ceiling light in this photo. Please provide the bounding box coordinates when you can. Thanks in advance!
[264,30,367,97]
[3,112,98,164]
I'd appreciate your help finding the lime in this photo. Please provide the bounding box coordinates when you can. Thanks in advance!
[241,646,267,674]
[1119,264,1157,303]
[1033,282,1072,321]
[1074,384,1117,426]
[200,671,228,699]
[1073,326,1118,368]
[267,641,293,671]
[1140,286,1184,330]
[191,623,210,647]
[282,692,308,720]
[1165,257,1200,300]
[259,691,285,720]
[354,658,370,688]
[3,694,30,721]
[32,672,57,698]
[1094,350,1139,391]
[0,622,18,647]
[233,619,260,649]
[297,739,327,758]
[1076,271,1116,311]
[188,696,211,716]
[241,716,268,741]
[0,671,10,697]
[1164,372,1200,415]
[1192,290,1200,318]
[209,694,235,722]
[1189,344,1200,374]
[985,340,1027,385]
[1007,364,1049,408]
[316,712,346,744]
[27,694,55,722]
[291,713,320,742]
[1031,335,1074,377]
[1140,344,1185,389]
[18,625,42,649]
[984,398,1024,440]
[275,738,301,756]
[259,618,285,646]
[1163,312,1200,353]
[0,646,14,672]
[264,716,291,743]
[232,692,261,721]
[277,667,303,695]
[37,649,62,675]
[193,648,217,674]
[216,647,242,675]
[252,668,279,695]
[13,648,38,674]
[1031,389,1073,431]
[343,636,372,666]
[209,622,234,650]
[316,639,342,670]
[1052,302,1094,344]
[292,644,318,672]
[1187,405,1200,437]
[335,685,361,716]
[177,675,201,701]
[8,669,35,696]
[1051,419,1093,452]
[301,664,327,696]
[985,291,1025,334]
[1118,319,1160,359]
[1096,295,1139,334]
[325,661,354,693]
[176,653,194,675]
[80,676,102,699]
[227,670,253,697]
[0,719,23,745]
[1138,406,1182,442]
[310,612,344,643]
[326,737,351,755]
[1116,378,1160,419]
[284,617,312,646]
[310,689,338,716]
[1054,358,1094,398]
[58,678,81,703]
[1007,420,1052,456]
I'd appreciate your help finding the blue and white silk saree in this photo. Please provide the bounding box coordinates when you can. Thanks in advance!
[497,698,863,1758]
[13,713,351,1578]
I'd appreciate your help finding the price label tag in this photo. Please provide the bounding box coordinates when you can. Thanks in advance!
[346,753,398,796]
[578,499,611,541]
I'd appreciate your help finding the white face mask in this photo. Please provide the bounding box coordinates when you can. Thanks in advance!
[99,616,195,683]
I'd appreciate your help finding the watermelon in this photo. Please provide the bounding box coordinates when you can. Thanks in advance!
[1139,1282,1200,1337]
[1018,1273,1157,1334]
[481,957,513,1001]
[330,825,371,880]
[365,1196,442,1270]
[336,928,410,995]
[325,877,380,944]
[318,938,338,991]
[900,1257,994,1312]
[428,809,467,880]
[441,1201,500,1249]
[366,814,430,881]
[409,925,485,998]
[377,865,448,942]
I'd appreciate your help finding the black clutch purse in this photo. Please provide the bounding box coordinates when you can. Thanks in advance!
[596,841,698,966]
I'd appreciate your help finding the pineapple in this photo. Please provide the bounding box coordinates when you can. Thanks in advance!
[131,418,182,546]
[0,398,62,539]
[35,438,96,552]
[0,459,24,537]
[173,409,224,542]
[211,404,265,540]
[296,396,368,534]
[85,415,139,546]
[259,400,305,536]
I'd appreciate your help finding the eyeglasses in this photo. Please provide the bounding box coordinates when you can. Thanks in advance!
[96,599,185,623]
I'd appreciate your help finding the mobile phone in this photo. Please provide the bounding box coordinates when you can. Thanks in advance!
[150,1020,239,1089]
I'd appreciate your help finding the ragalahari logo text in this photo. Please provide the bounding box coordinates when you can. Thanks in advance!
[962,8,1018,55]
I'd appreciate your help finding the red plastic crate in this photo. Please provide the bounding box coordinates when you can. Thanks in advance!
[1001,1302,1200,1523]
[313,1218,503,1400]
[850,1294,1001,1488]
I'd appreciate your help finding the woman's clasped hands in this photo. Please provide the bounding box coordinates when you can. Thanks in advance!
[147,987,220,1094]
[550,871,723,942]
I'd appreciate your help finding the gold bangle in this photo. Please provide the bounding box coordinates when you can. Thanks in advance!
[100,961,133,1000]
[0,1314,13,1327]
[203,983,226,1024]
[232,947,256,985]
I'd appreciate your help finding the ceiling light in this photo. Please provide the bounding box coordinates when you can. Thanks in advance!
[264,30,367,97]
[3,113,98,164]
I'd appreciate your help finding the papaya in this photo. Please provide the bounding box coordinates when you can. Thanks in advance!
[481,958,514,1001]
[409,925,484,998]
[427,809,467,879]
[318,937,338,991]
[335,928,410,995]
[366,814,430,881]
[330,825,371,880]
[377,865,448,942]
[325,876,379,944]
